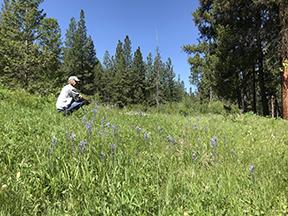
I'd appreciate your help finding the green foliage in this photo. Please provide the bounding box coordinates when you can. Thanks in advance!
[185,0,283,116]
[148,96,240,116]
[0,87,287,215]
[131,47,146,104]
[62,10,96,95]
[0,2,184,106]
[62,17,78,81]
[113,40,130,107]
[0,0,61,94]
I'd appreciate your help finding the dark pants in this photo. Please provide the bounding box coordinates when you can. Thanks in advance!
[58,99,86,115]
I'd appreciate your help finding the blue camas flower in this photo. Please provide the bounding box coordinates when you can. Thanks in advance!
[136,126,142,134]
[51,136,57,146]
[85,122,93,135]
[192,152,197,161]
[249,164,255,174]
[79,140,87,152]
[210,136,217,148]
[110,144,117,153]
[144,132,150,141]
[70,132,76,142]
[167,135,176,145]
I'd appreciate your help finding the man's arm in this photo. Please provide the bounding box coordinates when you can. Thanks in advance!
[70,88,81,100]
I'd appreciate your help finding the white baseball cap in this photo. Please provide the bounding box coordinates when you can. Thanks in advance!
[68,76,80,82]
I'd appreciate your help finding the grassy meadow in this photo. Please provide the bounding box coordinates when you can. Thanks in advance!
[0,87,288,215]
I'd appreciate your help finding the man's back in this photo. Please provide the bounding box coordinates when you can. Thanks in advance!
[56,84,79,110]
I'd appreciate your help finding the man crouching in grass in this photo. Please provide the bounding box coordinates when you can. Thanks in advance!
[56,76,89,115]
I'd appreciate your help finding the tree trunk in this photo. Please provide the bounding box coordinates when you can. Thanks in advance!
[279,1,288,119]
[256,8,269,116]
[252,66,257,113]
[258,51,269,116]
[271,95,275,118]
[282,63,288,119]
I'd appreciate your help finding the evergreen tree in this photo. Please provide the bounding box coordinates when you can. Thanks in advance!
[101,50,114,102]
[38,17,62,92]
[62,17,77,82]
[74,10,96,95]
[185,0,284,116]
[113,40,129,107]
[82,35,97,93]
[174,75,186,102]
[62,10,97,95]
[163,58,176,102]
[123,35,133,68]
[145,52,154,104]
[131,47,146,104]
[152,48,164,106]
[93,58,104,98]
[0,0,62,93]
[103,50,113,70]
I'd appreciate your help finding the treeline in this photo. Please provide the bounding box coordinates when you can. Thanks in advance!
[0,0,186,107]
[184,0,288,118]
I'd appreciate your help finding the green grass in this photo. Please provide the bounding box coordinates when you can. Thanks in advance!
[0,87,288,215]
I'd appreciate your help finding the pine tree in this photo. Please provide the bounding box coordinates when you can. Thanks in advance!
[174,75,186,102]
[145,52,154,104]
[0,0,62,93]
[131,47,146,104]
[62,17,78,82]
[185,0,283,116]
[38,17,62,92]
[62,10,97,95]
[93,58,104,98]
[74,10,96,95]
[163,58,176,102]
[113,40,129,107]
[152,48,164,106]
[102,50,114,102]
[82,35,97,94]
[278,0,288,119]
[123,35,133,68]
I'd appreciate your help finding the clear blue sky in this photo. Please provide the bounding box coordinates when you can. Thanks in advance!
[1,0,200,90]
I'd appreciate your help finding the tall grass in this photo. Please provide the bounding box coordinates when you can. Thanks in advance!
[0,88,288,215]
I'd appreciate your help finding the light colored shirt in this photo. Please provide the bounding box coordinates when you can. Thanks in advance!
[56,84,80,110]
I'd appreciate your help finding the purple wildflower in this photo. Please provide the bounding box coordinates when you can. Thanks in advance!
[70,132,76,142]
[48,135,57,157]
[65,131,70,141]
[136,126,142,134]
[249,164,255,174]
[112,125,118,134]
[79,140,87,152]
[144,132,150,141]
[110,144,117,153]
[92,108,97,116]
[157,126,164,133]
[210,136,217,148]
[192,152,197,161]
[99,151,105,160]
[85,122,93,135]
[106,122,111,128]
[82,116,87,124]
[51,136,57,147]
[167,135,176,145]
[101,118,105,128]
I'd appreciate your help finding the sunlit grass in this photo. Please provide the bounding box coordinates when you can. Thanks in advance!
[0,88,288,215]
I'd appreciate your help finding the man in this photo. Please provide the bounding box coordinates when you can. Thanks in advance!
[56,76,87,114]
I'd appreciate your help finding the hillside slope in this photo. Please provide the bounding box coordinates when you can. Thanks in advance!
[0,88,288,215]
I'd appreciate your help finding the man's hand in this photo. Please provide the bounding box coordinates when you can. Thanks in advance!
[83,98,90,105]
